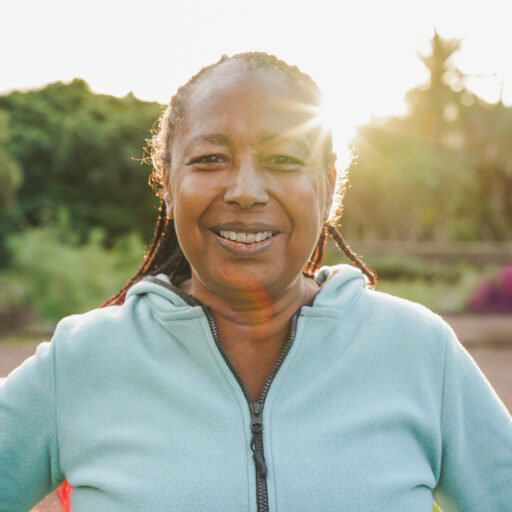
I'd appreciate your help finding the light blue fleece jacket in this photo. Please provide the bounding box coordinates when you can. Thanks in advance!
[1,264,511,512]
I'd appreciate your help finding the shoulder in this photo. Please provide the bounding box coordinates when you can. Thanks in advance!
[49,296,142,361]
[314,264,451,355]
[352,286,452,368]
[362,287,446,332]
[53,301,129,341]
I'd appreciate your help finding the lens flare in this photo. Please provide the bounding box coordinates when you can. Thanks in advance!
[271,95,354,226]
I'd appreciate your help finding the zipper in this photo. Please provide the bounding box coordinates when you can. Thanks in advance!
[201,305,299,512]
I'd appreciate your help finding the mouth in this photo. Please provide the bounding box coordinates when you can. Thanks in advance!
[210,224,280,255]
[217,229,273,244]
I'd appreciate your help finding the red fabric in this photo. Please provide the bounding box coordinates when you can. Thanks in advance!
[30,480,72,512]
[55,480,72,512]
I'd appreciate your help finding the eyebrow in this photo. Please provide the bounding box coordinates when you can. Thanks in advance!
[189,132,311,152]
[190,133,230,145]
[259,132,312,152]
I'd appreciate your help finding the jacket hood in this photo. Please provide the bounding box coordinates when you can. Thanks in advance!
[312,264,368,311]
[125,264,368,316]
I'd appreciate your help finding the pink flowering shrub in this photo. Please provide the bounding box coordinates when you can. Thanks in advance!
[468,264,512,312]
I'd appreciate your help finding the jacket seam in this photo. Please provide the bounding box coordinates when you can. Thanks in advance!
[51,331,64,484]
[436,321,450,487]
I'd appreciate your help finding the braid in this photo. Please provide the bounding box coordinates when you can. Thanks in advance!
[100,200,187,307]
[304,225,327,277]
[326,223,377,288]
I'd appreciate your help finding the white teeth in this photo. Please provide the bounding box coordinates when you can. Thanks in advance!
[218,230,273,244]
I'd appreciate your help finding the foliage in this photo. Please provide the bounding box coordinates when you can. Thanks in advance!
[1,31,511,323]
[342,30,512,242]
[322,248,498,313]
[0,110,23,266]
[468,264,512,312]
[343,126,480,241]
[5,215,145,321]
[1,31,511,264]
[0,110,22,212]
[377,274,478,314]
[0,80,162,257]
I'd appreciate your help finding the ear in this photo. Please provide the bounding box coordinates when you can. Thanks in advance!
[163,189,172,215]
[324,164,337,221]
[162,165,173,215]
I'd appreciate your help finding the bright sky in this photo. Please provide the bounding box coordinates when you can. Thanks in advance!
[2,0,511,150]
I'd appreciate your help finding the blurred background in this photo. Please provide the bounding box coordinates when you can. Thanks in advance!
[1,1,511,393]
[1,3,511,510]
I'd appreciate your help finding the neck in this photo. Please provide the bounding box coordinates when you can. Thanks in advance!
[179,274,318,345]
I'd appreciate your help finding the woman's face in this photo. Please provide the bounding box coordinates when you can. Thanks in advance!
[165,67,334,298]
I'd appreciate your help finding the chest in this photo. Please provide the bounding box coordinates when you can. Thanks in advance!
[60,311,440,511]
[215,322,291,401]
[225,343,283,401]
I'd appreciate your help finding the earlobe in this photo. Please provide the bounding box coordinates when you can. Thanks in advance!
[163,189,173,220]
[161,163,174,220]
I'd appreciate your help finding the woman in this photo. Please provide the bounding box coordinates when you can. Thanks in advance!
[1,52,511,512]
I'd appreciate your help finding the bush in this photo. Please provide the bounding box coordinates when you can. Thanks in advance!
[468,264,512,313]
[321,247,499,313]
[5,219,146,321]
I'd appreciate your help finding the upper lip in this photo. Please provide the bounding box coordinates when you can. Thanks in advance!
[210,222,280,234]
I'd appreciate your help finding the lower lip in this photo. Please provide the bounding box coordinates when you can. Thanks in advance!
[213,232,279,256]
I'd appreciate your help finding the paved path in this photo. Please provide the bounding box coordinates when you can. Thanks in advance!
[442,314,512,345]
[0,343,41,379]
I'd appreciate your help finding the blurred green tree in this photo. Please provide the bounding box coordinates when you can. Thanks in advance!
[343,30,512,242]
[0,109,23,265]
[0,110,22,212]
[0,80,162,253]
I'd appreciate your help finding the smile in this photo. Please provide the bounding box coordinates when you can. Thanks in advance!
[211,227,279,256]
[218,230,273,244]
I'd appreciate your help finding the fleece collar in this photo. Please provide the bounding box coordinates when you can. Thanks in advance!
[126,264,368,316]
[124,264,367,317]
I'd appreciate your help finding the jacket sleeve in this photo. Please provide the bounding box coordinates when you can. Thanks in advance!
[0,339,64,512]
[433,321,512,511]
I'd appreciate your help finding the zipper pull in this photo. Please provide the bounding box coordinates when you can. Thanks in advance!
[249,401,267,476]
[250,401,263,434]
[250,437,267,476]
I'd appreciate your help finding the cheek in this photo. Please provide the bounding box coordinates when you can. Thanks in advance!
[170,178,209,253]
[275,175,327,260]
[286,174,327,224]
[171,172,215,219]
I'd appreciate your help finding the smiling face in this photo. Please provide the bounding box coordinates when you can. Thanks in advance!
[164,66,334,300]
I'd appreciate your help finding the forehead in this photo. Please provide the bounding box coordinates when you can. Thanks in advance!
[176,67,319,142]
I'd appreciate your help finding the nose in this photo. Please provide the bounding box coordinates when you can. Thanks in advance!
[223,153,270,208]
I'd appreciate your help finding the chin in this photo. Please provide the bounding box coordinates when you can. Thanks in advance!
[211,266,280,294]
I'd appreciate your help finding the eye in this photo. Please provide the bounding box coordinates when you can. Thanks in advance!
[263,154,304,171]
[190,154,229,165]
[187,153,229,171]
